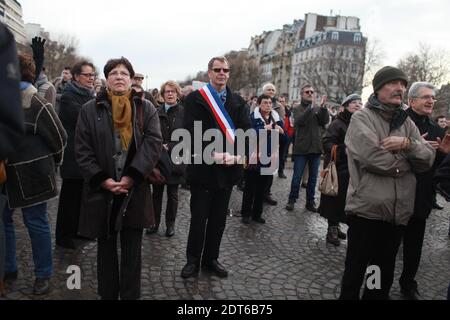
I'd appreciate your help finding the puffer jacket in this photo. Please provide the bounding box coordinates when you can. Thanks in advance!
[345,94,435,226]
[5,85,67,209]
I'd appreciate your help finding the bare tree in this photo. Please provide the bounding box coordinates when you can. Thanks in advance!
[398,43,450,87]
[180,50,263,95]
[18,32,89,81]
[363,38,386,87]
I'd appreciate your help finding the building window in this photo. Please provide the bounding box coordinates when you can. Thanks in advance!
[330,47,336,57]
[352,63,358,73]
[328,76,334,86]
[332,32,339,41]
[329,62,334,72]
[354,33,362,43]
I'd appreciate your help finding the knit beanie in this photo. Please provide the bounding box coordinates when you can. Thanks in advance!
[341,94,362,108]
[372,66,408,92]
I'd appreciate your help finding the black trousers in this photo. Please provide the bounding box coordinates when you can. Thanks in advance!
[55,179,84,243]
[186,186,232,265]
[399,216,426,291]
[339,216,404,300]
[241,170,271,219]
[263,175,274,198]
[152,184,179,229]
[97,227,143,300]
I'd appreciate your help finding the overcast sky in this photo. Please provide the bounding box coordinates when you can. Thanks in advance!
[20,0,450,90]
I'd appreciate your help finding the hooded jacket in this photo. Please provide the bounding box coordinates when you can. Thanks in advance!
[345,94,435,226]
[5,85,67,209]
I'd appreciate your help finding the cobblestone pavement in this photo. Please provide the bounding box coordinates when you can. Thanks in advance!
[1,163,449,300]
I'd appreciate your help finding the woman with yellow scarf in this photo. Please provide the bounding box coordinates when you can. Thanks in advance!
[75,57,162,300]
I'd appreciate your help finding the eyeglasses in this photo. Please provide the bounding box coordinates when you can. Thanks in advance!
[212,68,230,74]
[109,71,130,78]
[80,73,96,78]
[304,90,315,95]
[164,90,177,95]
[413,95,437,101]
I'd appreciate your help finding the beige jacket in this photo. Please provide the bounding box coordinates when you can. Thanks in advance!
[345,96,435,226]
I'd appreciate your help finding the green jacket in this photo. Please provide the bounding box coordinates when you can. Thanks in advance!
[292,102,329,155]
[345,95,435,226]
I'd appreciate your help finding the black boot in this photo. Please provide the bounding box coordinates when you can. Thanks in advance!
[326,226,340,246]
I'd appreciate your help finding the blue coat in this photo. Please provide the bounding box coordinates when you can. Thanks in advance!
[248,108,285,172]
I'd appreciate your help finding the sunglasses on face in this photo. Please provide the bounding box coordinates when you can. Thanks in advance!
[212,68,230,74]
[304,90,315,95]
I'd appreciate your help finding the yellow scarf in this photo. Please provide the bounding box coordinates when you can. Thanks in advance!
[108,89,133,150]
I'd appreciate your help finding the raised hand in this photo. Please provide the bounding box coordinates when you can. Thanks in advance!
[31,37,46,60]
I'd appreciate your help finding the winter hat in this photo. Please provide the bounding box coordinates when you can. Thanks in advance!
[341,94,362,108]
[372,66,408,93]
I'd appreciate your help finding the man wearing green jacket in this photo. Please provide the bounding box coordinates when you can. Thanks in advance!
[339,67,435,300]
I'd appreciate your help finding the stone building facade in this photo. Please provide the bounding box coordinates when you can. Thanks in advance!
[248,13,367,104]
[0,0,27,45]
[289,13,367,104]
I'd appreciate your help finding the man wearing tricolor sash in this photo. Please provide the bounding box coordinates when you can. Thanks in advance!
[181,57,251,279]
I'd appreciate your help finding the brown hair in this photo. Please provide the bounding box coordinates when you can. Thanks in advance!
[18,54,36,83]
[207,56,230,70]
[103,57,135,79]
[71,60,95,77]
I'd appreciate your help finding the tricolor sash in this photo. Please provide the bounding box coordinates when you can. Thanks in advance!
[199,84,236,145]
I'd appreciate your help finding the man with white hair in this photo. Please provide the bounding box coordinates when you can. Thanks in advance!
[261,83,286,204]
[399,81,448,299]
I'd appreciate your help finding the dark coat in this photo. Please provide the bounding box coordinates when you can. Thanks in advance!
[292,102,329,155]
[0,23,24,160]
[319,110,352,223]
[406,108,445,219]
[75,89,162,238]
[5,86,67,209]
[183,86,251,189]
[59,81,95,179]
[156,103,186,185]
[434,153,450,201]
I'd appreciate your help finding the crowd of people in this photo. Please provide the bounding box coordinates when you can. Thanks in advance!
[1,24,450,300]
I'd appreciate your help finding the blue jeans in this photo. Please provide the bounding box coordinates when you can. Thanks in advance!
[288,154,321,204]
[3,202,53,278]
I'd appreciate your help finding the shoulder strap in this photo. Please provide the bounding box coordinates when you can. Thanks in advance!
[331,145,338,162]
